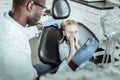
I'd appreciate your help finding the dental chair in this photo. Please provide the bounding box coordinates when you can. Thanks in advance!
[77,23,100,64]
[38,22,99,73]
[37,0,71,75]
[38,26,62,73]
[37,0,99,75]
[77,22,98,46]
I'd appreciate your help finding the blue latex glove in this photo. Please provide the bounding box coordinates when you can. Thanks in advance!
[41,19,60,28]
[72,38,98,66]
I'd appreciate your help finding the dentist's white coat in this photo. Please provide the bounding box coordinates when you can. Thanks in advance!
[0,12,38,80]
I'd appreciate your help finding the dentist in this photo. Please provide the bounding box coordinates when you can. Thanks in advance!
[0,0,59,80]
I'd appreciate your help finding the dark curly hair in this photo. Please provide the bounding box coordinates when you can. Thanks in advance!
[12,0,45,8]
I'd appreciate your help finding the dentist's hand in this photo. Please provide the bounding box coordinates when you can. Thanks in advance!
[71,38,98,66]
[41,19,60,29]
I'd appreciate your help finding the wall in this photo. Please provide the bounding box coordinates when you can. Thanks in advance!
[0,0,12,16]
[106,0,120,5]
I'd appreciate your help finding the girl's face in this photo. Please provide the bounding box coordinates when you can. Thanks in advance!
[63,24,79,40]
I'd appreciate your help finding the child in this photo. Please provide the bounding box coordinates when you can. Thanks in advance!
[58,19,96,70]
[59,19,80,62]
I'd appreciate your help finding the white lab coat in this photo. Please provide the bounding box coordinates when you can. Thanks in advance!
[0,12,38,80]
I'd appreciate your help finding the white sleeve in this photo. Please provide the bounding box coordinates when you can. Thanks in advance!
[4,52,37,80]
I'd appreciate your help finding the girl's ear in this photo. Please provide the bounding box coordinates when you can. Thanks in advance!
[62,31,65,36]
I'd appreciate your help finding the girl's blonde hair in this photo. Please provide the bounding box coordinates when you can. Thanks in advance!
[61,19,79,31]
[59,19,79,44]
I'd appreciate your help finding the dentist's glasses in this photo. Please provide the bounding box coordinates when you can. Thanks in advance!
[33,2,47,13]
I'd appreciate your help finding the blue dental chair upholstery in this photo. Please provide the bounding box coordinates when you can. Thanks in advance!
[77,22,98,45]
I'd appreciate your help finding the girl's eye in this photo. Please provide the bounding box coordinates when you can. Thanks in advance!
[69,31,73,34]
[75,31,78,33]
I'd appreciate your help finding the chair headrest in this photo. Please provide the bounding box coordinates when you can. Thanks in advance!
[52,0,71,19]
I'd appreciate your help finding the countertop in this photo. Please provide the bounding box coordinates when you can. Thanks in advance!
[70,0,120,10]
